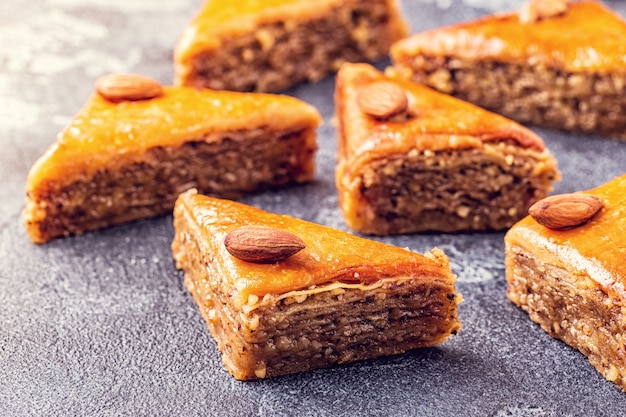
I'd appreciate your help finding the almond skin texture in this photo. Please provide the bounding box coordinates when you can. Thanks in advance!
[224,226,306,263]
[519,0,569,24]
[356,81,408,119]
[528,193,604,230]
[95,73,164,102]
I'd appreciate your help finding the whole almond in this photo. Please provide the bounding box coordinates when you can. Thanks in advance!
[528,193,604,230]
[224,226,306,263]
[357,81,408,119]
[519,0,569,24]
[95,73,163,102]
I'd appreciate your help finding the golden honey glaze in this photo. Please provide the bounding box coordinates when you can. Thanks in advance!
[391,1,626,73]
[506,174,626,301]
[26,86,321,191]
[173,189,456,302]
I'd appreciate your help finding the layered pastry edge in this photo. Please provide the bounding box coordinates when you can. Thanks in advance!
[505,174,626,391]
[23,75,321,243]
[335,62,560,235]
[389,0,626,139]
[172,189,462,379]
[174,0,409,92]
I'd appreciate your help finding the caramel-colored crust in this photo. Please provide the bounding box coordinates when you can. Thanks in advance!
[173,190,462,379]
[172,189,456,306]
[335,63,559,234]
[390,0,626,74]
[174,0,408,70]
[505,174,626,303]
[336,63,545,169]
[26,86,322,192]
[335,63,554,223]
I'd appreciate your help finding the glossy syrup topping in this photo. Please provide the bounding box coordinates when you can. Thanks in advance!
[176,190,454,302]
[175,0,409,65]
[391,1,626,73]
[26,85,321,190]
[507,174,626,301]
[176,0,347,62]
[337,63,546,164]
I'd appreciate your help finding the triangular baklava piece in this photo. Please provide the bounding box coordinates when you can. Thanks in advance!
[174,0,408,92]
[24,74,321,243]
[390,0,626,139]
[172,189,462,380]
[335,63,560,235]
[505,174,626,391]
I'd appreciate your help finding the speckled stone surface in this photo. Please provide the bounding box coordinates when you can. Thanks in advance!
[1,1,626,416]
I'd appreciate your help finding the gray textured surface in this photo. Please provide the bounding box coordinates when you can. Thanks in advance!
[1,0,626,416]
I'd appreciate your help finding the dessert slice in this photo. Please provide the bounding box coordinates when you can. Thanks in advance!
[390,0,626,139]
[174,0,408,92]
[335,63,560,235]
[505,174,626,391]
[24,74,321,243]
[172,189,462,380]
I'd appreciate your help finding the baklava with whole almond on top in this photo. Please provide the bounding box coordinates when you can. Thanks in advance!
[390,0,626,139]
[23,74,321,243]
[335,63,560,235]
[172,189,462,380]
[505,174,626,391]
